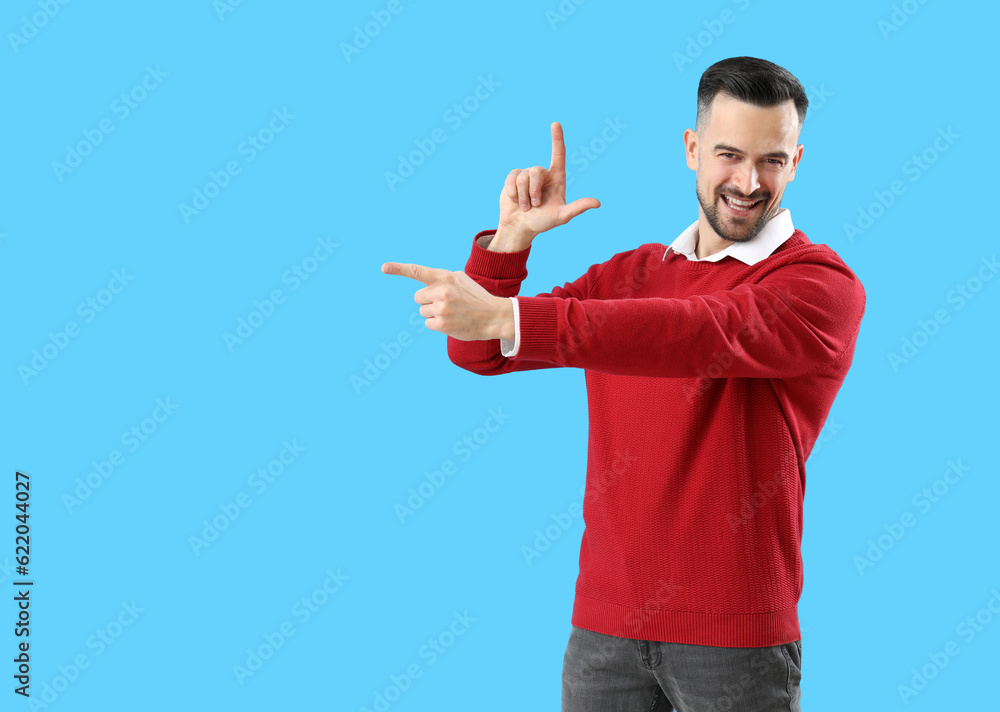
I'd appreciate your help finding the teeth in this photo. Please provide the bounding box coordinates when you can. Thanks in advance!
[724,195,757,208]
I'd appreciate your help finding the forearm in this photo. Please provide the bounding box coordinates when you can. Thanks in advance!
[448,229,557,375]
[508,264,866,380]
[477,228,531,348]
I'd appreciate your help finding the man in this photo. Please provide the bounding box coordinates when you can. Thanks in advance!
[382,56,865,711]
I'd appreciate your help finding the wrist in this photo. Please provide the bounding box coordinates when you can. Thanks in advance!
[494,297,515,341]
[488,226,533,253]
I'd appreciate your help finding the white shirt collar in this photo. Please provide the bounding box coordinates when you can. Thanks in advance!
[662,208,795,265]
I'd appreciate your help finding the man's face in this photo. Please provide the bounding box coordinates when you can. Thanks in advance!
[684,93,804,243]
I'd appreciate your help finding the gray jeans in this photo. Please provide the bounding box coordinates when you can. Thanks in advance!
[562,625,802,712]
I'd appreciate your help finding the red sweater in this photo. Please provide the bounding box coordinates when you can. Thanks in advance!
[447,227,866,647]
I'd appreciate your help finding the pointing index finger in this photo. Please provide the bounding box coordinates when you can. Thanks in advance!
[381,261,446,286]
[549,121,566,175]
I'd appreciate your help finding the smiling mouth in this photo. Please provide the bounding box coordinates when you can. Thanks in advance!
[721,194,764,216]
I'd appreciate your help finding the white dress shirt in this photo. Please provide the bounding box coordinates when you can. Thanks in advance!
[497,208,795,358]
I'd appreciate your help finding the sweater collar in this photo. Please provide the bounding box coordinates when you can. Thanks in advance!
[662,208,794,265]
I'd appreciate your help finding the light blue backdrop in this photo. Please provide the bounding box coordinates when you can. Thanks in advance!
[2,1,996,710]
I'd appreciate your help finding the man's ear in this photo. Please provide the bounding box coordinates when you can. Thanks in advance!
[787,143,804,183]
[683,128,698,171]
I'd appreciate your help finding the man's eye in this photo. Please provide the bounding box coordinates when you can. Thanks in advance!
[721,153,736,159]
[766,159,782,165]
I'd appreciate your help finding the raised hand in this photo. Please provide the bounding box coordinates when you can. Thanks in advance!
[495,121,601,246]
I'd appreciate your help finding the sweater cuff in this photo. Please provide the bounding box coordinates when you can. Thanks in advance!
[499,296,520,357]
[466,229,531,280]
[508,296,559,362]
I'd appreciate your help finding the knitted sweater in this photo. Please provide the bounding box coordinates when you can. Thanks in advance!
[447,226,866,647]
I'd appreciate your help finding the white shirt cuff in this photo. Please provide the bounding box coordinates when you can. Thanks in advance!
[499,296,520,358]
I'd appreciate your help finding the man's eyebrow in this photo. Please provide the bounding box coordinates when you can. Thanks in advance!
[713,143,790,160]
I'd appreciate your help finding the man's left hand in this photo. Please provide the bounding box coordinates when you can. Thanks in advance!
[381,262,514,342]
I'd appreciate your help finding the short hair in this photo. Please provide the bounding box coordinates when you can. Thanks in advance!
[695,56,808,132]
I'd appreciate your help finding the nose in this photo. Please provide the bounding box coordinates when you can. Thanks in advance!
[732,162,761,197]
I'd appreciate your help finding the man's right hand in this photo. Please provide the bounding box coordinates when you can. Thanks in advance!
[491,121,601,251]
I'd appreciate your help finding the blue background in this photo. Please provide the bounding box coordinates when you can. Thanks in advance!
[2,0,997,710]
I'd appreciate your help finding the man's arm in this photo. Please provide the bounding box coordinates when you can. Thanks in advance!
[383,121,602,368]
[447,228,611,376]
[506,255,866,380]
[485,230,523,357]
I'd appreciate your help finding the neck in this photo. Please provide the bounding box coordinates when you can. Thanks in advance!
[694,219,737,259]
[694,207,784,259]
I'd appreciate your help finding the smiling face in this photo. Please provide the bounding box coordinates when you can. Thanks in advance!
[684,93,804,251]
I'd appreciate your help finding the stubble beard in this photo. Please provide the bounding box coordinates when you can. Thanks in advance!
[696,182,777,244]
